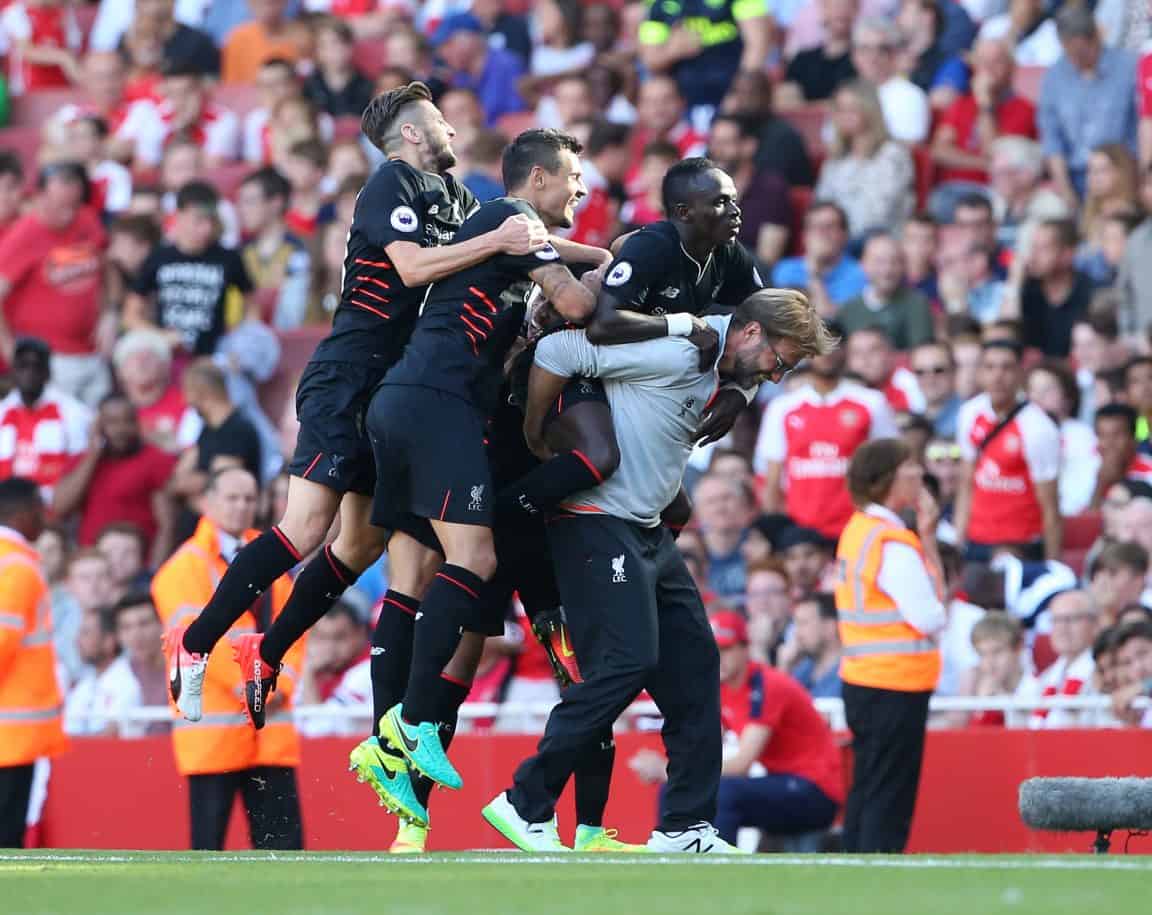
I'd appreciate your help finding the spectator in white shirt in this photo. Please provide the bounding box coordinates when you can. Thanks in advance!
[116,60,239,168]
[1088,541,1149,630]
[1015,589,1099,728]
[966,612,1030,728]
[1109,620,1152,726]
[52,548,116,686]
[63,607,121,735]
[106,591,170,736]
[851,17,931,144]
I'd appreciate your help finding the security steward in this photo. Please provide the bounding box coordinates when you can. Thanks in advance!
[153,467,306,851]
[835,438,945,854]
[0,478,67,847]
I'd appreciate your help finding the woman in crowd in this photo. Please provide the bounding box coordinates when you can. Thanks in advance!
[1027,359,1098,516]
[817,81,914,241]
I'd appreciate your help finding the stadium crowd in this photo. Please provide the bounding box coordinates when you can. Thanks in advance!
[3,0,1152,845]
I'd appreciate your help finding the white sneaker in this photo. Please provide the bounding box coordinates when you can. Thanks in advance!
[165,627,208,722]
[482,792,569,852]
[646,822,749,854]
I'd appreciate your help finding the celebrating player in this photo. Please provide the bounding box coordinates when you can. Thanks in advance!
[483,289,837,853]
[358,129,601,819]
[497,157,765,529]
[164,82,549,726]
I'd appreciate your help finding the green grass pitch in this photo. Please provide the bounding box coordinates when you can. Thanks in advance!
[4,850,1150,915]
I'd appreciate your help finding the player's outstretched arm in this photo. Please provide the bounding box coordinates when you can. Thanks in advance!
[387,214,548,287]
[547,237,612,269]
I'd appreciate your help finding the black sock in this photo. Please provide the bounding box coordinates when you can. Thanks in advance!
[370,591,420,738]
[183,527,301,654]
[497,451,603,518]
[261,546,355,666]
[412,673,472,810]
[402,565,485,724]
[574,734,616,828]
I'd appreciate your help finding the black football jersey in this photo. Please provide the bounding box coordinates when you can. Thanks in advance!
[380,197,562,415]
[600,220,762,317]
[311,159,478,367]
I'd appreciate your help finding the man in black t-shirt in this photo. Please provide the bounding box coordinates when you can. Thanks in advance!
[778,0,857,104]
[365,128,601,805]
[125,182,252,356]
[165,83,548,751]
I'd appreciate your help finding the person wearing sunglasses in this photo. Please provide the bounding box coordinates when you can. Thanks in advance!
[910,341,962,438]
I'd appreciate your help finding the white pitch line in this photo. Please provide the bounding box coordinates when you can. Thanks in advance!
[2,853,1152,871]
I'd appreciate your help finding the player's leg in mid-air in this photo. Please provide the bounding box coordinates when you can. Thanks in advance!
[166,362,374,722]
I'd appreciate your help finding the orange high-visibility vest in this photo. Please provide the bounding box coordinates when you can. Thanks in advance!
[834,511,941,692]
[152,518,305,776]
[0,528,68,766]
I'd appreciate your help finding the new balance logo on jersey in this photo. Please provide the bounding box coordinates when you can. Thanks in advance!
[611,554,627,583]
[517,493,538,514]
[469,485,485,511]
[371,646,385,656]
[660,287,680,299]
[678,396,696,417]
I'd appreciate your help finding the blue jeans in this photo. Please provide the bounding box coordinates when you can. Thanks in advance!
[713,774,839,845]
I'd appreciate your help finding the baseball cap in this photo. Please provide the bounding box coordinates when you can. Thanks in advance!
[432,13,485,48]
[710,611,748,649]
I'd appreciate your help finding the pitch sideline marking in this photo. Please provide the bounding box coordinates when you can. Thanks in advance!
[2,853,1152,871]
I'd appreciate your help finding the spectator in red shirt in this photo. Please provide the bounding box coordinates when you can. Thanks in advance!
[630,612,843,848]
[625,75,706,198]
[113,329,198,455]
[48,51,131,155]
[568,121,628,249]
[0,161,110,406]
[0,338,91,503]
[300,601,370,703]
[621,141,679,229]
[282,139,329,240]
[53,392,177,566]
[0,0,81,95]
[0,153,25,245]
[930,38,1037,220]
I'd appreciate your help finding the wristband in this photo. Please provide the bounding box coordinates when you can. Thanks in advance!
[665,313,693,336]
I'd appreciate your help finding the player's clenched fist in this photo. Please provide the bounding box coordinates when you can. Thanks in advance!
[495,213,549,255]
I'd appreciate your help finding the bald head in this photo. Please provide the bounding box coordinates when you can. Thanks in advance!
[971,38,1014,92]
[1048,589,1099,660]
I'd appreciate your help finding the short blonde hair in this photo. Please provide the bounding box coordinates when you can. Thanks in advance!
[735,288,840,358]
[112,329,171,372]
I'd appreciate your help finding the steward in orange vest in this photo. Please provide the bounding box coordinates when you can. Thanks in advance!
[835,439,946,856]
[0,478,68,847]
[152,467,305,850]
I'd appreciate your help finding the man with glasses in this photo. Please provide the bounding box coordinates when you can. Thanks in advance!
[1014,590,1100,728]
[756,325,897,541]
[850,17,930,144]
[911,342,962,437]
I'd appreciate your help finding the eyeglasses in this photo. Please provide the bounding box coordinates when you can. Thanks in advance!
[914,366,950,376]
[768,341,799,380]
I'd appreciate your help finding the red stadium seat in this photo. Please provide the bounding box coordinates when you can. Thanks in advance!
[787,185,812,256]
[212,84,261,119]
[781,105,824,155]
[496,111,538,138]
[205,162,253,198]
[1063,512,1102,551]
[911,144,935,208]
[0,125,44,171]
[8,89,76,127]
[332,115,362,141]
[352,38,389,78]
[1013,66,1045,103]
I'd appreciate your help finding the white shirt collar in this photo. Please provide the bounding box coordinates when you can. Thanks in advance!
[864,503,905,527]
[217,530,241,562]
[0,524,30,546]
